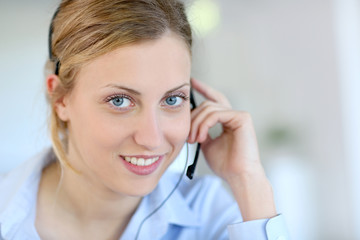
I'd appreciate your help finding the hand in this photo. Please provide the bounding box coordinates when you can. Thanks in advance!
[188,78,262,181]
[188,78,277,221]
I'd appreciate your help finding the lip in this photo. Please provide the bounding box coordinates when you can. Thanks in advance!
[120,155,164,176]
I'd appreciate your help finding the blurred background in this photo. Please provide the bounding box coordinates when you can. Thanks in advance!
[0,0,359,239]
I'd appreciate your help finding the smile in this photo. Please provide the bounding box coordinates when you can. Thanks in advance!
[124,156,160,166]
[120,155,164,176]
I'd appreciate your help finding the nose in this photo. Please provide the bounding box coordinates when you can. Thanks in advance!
[133,108,163,150]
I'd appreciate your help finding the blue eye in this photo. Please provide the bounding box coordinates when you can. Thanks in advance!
[166,96,177,105]
[109,96,132,108]
[165,96,183,106]
[112,97,123,106]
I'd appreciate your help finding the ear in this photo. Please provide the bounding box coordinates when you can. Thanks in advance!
[46,74,70,122]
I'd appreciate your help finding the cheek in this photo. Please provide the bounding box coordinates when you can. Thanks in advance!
[69,111,135,176]
[162,111,191,145]
[68,99,131,153]
[83,116,134,151]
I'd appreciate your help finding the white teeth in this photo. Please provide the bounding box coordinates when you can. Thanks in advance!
[137,158,145,166]
[123,156,160,166]
[144,159,152,166]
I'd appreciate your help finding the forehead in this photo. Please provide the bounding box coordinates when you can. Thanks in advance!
[75,33,191,92]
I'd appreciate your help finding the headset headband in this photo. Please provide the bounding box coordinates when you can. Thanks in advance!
[48,7,61,75]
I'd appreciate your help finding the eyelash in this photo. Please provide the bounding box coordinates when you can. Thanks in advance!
[162,92,190,108]
[104,92,190,111]
[105,93,130,102]
[105,94,134,110]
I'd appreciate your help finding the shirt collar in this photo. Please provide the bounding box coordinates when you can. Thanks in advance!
[121,170,201,240]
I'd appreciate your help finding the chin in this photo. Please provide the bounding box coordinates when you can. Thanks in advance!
[116,180,159,197]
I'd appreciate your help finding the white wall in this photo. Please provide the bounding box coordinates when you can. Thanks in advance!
[0,0,58,172]
[333,0,360,238]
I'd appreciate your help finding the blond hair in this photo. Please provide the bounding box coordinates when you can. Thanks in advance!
[47,0,192,168]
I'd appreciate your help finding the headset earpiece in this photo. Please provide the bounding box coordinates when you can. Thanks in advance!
[187,88,200,180]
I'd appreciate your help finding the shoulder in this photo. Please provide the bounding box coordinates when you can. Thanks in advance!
[0,148,54,211]
[0,149,54,240]
[166,171,241,219]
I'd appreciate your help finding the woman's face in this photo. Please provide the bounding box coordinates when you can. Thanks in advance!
[59,33,191,196]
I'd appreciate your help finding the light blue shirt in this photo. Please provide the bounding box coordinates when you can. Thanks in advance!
[0,148,290,239]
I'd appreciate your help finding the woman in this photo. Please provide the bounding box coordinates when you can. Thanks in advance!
[0,0,289,239]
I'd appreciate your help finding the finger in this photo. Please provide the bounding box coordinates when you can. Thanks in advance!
[191,100,226,121]
[189,104,227,143]
[194,110,228,143]
[195,110,253,143]
[189,107,224,142]
[191,78,231,107]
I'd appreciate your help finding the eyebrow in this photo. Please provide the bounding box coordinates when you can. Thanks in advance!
[103,83,190,95]
[103,84,141,95]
